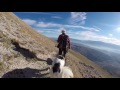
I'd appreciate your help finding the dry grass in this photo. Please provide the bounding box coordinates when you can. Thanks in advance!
[0,12,114,78]
[69,50,113,78]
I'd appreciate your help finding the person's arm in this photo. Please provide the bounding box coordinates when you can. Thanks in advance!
[67,36,71,49]
[56,35,61,48]
[57,35,61,43]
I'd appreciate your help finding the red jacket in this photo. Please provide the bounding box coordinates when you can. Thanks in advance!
[57,34,71,49]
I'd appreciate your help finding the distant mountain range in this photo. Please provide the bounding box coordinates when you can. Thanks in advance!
[51,37,120,77]
[51,37,120,51]
[70,38,120,53]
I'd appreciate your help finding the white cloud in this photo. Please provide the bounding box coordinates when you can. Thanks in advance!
[77,31,97,40]
[67,30,74,34]
[51,16,62,19]
[64,25,100,32]
[99,23,117,28]
[33,12,56,15]
[93,26,102,31]
[22,19,36,25]
[36,28,72,36]
[41,29,57,31]
[22,17,100,32]
[70,12,87,25]
[116,27,120,32]
[35,21,100,32]
[36,28,60,34]
[36,22,61,28]
[78,31,120,45]
[108,34,113,37]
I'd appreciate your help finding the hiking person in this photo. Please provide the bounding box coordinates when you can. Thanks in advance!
[57,30,71,58]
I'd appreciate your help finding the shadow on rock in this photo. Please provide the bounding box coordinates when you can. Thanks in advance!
[2,67,50,78]
[12,41,36,59]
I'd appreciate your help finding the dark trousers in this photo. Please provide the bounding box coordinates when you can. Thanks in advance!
[59,47,68,57]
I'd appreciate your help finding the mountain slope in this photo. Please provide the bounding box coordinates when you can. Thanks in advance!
[71,42,120,77]
[0,12,113,78]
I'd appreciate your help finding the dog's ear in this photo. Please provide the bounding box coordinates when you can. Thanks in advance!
[58,55,65,60]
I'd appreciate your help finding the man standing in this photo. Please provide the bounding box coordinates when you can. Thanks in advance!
[57,30,71,58]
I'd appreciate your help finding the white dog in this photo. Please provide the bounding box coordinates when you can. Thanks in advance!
[50,55,74,78]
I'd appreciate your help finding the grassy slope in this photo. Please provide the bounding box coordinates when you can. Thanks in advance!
[1,12,113,78]
[7,12,57,53]
[69,50,114,78]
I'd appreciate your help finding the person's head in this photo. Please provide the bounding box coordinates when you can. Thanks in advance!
[61,30,66,35]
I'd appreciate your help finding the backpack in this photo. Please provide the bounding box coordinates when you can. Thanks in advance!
[59,35,69,48]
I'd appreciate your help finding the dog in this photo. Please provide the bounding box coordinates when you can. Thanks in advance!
[50,55,74,78]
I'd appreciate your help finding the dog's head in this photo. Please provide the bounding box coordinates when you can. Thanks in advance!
[52,63,60,73]
[52,55,65,73]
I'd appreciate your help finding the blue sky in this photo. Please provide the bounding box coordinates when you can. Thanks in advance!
[14,12,120,45]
